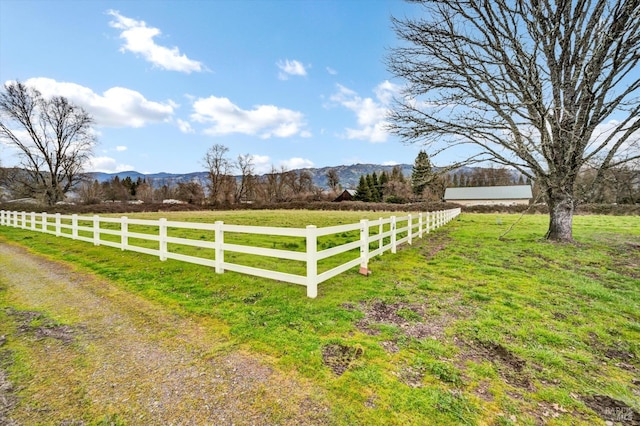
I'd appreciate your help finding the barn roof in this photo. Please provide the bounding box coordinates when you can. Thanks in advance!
[444,185,532,200]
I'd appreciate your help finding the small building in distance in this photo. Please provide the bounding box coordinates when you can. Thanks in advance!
[443,185,533,206]
[333,189,357,202]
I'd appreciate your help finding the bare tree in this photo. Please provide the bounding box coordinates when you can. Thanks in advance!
[77,179,104,205]
[203,143,233,204]
[0,81,95,205]
[235,154,255,203]
[175,181,205,204]
[326,168,340,193]
[388,0,640,241]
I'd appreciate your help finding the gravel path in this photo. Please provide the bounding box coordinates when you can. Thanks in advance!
[0,242,330,425]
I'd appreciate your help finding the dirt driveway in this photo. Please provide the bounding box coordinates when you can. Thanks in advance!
[0,243,330,425]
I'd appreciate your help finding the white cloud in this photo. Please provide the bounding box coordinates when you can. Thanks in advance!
[280,157,314,170]
[23,78,175,128]
[87,156,135,173]
[382,160,399,166]
[250,154,272,174]
[176,118,194,133]
[115,145,127,152]
[277,59,307,80]
[191,95,308,139]
[326,66,338,75]
[330,80,401,143]
[107,9,205,73]
[374,80,401,105]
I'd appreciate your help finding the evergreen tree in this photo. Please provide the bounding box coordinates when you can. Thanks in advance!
[371,172,381,201]
[355,175,370,202]
[379,170,389,186]
[411,150,433,196]
[390,165,405,182]
[365,174,375,201]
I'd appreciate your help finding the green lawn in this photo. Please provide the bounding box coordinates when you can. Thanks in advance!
[1,211,638,425]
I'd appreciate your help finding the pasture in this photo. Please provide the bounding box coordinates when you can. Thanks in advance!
[1,211,639,425]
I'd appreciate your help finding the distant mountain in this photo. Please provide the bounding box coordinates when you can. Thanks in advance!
[88,164,415,190]
[87,164,518,190]
[89,171,209,188]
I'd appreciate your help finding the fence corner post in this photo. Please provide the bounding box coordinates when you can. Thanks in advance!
[359,219,370,275]
[215,221,224,274]
[121,216,128,251]
[306,225,318,298]
[408,214,413,245]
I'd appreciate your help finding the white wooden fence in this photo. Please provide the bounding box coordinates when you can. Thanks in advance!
[0,208,461,297]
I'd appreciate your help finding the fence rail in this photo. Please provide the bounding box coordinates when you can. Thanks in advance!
[0,208,461,297]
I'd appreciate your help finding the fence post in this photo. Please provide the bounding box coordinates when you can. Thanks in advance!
[391,216,397,254]
[55,213,61,236]
[42,212,48,232]
[71,214,78,239]
[359,219,369,275]
[93,215,100,246]
[425,211,430,234]
[306,225,318,298]
[215,221,224,274]
[121,216,128,251]
[408,214,413,245]
[0,210,4,226]
[419,213,423,239]
[31,212,36,230]
[379,217,383,254]
[20,212,26,229]
[159,218,167,261]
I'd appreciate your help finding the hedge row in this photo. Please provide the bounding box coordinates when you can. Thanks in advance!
[0,201,637,216]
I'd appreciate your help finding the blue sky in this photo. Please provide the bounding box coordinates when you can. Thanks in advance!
[0,0,427,174]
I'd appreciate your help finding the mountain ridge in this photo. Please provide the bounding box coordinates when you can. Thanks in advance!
[87,163,487,190]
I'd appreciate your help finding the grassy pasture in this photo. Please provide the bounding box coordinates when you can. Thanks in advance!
[1,211,639,425]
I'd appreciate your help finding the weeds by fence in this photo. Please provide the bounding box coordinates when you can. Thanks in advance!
[0,208,461,297]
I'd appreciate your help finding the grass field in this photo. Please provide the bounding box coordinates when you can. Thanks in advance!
[1,211,639,425]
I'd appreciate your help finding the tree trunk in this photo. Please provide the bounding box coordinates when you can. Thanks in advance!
[545,187,575,242]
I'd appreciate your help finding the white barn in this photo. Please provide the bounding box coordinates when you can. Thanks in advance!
[443,185,533,206]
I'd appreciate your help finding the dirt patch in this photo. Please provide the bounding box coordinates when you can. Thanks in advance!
[321,344,363,376]
[480,341,525,372]
[397,365,425,388]
[582,394,640,425]
[420,231,453,260]
[588,333,638,371]
[5,308,79,344]
[379,340,400,354]
[458,340,533,390]
[473,380,493,402]
[354,299,466,345]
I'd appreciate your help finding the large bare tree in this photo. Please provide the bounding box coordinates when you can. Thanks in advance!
[0,81,95,205]
[203,143,233,204]
[388,0,640,241]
